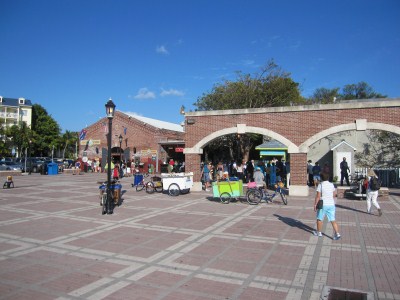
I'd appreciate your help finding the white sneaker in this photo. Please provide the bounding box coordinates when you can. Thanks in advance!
[313,231,322,237]
[205,189,210,192]
[333,233,341,240]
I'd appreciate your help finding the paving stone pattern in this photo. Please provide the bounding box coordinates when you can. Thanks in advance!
[0,173,399,300]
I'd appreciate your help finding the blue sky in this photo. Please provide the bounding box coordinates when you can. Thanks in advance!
[1,0,399,132]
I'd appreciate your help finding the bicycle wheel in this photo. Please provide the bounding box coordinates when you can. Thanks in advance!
[101,193,107,215]
[168,183,180,196]
[155,181,163,193]
[145,181,155,194]
[220,192,231,204]
[280,191,288,205]
[136,182,145,192]
[246,189,262,205]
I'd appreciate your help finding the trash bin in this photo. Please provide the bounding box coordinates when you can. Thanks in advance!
[47,162,58,175]
[133,173,143,186]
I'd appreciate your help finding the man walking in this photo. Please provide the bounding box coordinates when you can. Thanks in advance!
[340,157,350,186]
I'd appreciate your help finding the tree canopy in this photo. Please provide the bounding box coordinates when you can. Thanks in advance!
[193,60,304,111]
[308,81,386,104]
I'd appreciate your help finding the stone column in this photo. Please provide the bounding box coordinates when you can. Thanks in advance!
[185,153,202,191]
[288,153,309,196]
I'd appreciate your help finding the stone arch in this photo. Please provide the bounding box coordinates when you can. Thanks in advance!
[184,125,300,154]
[299,121,400,153]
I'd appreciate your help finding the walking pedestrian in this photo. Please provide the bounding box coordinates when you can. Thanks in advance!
[313,172,341,240]
[366,169,382,216]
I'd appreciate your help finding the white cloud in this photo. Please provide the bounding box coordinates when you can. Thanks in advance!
[160,88,185,97]
[156,45,169,55]
[133,88,156,99]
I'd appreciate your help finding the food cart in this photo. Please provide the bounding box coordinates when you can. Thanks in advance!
[161,172,193,196]
[212,179,244,203]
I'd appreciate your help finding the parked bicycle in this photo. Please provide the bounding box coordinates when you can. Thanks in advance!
[135,175,163,194]
[134,173,150,192]
[99,180,119,215]
[145,176,163,194]
[246,183,288,205]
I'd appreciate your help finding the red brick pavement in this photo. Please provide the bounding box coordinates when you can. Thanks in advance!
[0,172,399,299]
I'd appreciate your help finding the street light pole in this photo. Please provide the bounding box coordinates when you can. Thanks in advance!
[119,134,123,163]
[105,99,115,215]
[28,140,32,175]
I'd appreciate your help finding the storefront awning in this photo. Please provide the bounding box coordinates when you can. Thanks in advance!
[259,150,286,158]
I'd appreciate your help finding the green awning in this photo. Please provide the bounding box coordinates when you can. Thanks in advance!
[259,150,286,157]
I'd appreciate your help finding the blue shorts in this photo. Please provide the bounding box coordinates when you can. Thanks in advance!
[203,172,210,182]
[313,175,321,181]
[316,205,336,222]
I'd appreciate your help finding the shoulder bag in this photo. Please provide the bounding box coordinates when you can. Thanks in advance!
[316,183,323,209]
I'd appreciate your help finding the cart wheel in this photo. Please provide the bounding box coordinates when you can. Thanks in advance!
[145,182,155,194]
[168,183,180,196]
[220,192,231,204]
[155,181,163,193]
[136,182,145,192]
[246,189,262,205]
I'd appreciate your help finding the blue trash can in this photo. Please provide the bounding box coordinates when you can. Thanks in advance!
[47,162,58,175]
[133,174,143,186]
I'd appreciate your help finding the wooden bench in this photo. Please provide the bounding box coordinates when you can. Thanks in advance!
[0,170,22,177]
[63,168,82,175]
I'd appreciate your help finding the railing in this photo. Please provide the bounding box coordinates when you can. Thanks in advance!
[352,167,400,188]
[0,112,18,118]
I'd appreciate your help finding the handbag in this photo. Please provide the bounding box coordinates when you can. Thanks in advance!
[316,199,323,209]
[316,183,323,209]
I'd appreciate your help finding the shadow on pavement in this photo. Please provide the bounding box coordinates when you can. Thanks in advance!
[274,214,314,233]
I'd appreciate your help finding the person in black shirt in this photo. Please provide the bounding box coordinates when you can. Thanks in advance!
[340,157,350,186]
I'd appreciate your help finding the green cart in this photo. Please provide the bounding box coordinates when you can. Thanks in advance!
[212,180,244,204]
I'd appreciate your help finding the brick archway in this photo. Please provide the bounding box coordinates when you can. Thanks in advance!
[183,99,400,196]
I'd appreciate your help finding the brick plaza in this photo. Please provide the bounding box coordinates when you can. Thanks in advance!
[0,173,399,299]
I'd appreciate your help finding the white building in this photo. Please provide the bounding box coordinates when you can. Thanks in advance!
[0,97,33,128]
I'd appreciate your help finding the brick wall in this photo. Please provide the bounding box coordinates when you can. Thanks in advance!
[80,111,184,165]
[184,101,400,194]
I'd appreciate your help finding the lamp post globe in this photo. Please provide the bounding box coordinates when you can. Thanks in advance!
[105,98,115,215]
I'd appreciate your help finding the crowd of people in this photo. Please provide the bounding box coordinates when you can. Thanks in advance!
[200,158,290,191]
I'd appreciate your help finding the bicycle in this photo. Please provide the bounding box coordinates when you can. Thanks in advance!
[99,181,118,215]
[134,173,150,192]
[145,176,163,194]
[246,183,288,205]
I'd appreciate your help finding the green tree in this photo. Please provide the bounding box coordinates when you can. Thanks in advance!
[6,122,33,157]
[194,60,304,111]
[0,124,10,157]
[31,104,61,157]
[309,87,340,104]
[341,81,386,100]
[60,130,78,159]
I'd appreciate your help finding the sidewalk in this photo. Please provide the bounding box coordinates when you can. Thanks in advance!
[0,173,399,300]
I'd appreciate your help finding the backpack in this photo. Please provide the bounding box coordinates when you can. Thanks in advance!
[370,177,381,191]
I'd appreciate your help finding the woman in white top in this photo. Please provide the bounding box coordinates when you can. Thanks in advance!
[313,172,341,240]
[366,169,382,216]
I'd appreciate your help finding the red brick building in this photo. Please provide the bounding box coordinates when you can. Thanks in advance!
[79,111,184,173]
